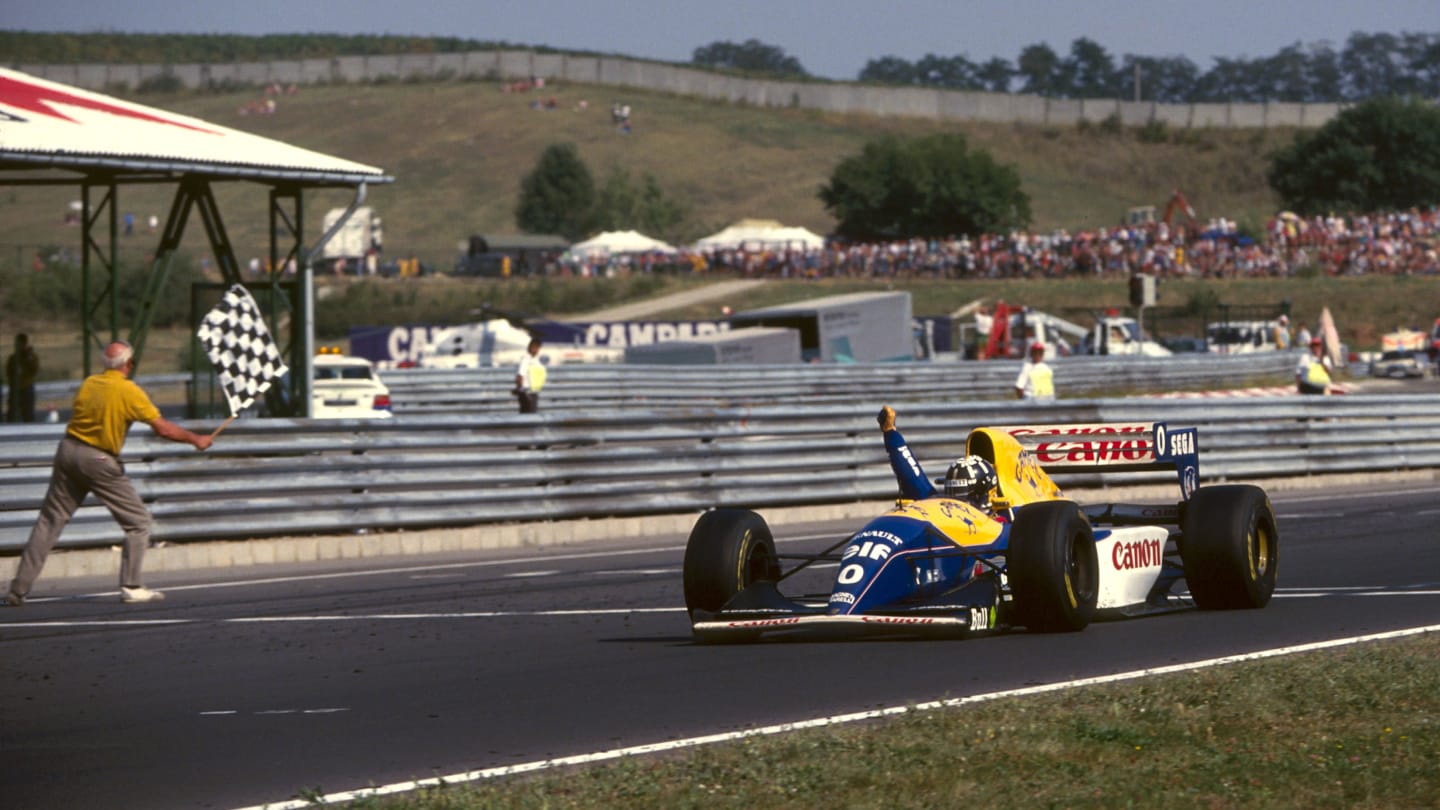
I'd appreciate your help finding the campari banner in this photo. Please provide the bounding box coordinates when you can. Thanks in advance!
[349,320,730,365]
[349,317,953,365]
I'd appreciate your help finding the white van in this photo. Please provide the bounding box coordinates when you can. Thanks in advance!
[1205,320,1284,355]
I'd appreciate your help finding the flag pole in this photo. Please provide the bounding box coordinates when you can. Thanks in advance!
[210,414,237,439]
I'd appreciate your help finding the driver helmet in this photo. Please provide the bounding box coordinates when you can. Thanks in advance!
[944,456,997,507]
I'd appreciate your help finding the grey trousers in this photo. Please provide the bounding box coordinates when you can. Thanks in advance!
[9,436,153,597]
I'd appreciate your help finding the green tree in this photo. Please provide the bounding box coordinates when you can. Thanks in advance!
[1062,37,1118,98]
[1341,32,1411,100]
[515,143,595,240]
[691,39,807,77]
[915,53,979,89]
[592,167,687,239]
[975,57,1014,93]
[818,133,1031,240]
[1016,43,1063,96]
[1119,55,1199,103]
[858,56,918,85]
[1266,96,1440,214]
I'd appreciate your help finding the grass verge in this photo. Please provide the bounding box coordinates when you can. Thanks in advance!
[336,631,1439,809]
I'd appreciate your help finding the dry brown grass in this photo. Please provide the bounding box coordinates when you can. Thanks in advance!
[0,77,1289,275]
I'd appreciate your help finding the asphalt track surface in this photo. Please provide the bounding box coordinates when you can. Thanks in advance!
[2,483,1438,809]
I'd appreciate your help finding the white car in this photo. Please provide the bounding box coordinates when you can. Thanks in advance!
[1369,349,1429,379]
[311,354,394,418]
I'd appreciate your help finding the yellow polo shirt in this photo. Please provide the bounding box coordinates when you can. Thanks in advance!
[65,369,161,456]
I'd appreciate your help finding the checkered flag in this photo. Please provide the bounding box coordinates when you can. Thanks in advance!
[196,284,289,416]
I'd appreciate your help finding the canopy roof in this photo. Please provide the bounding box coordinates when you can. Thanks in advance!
[568,229,677,257]
[0,68,390,186]
[693,219,825,251]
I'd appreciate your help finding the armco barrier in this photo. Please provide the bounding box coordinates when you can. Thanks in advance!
[379,353,1299,414]
[28,353,1299,416]
[2,391,1438,553]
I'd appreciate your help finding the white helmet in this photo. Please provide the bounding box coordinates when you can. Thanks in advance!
[945,456,997,507]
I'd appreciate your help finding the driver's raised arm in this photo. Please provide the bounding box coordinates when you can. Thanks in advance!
[877,406,936,500]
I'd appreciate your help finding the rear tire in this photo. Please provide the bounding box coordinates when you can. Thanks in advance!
[682,509,780,620]
[1181,485,1278,609]
[1007,501,1097,632]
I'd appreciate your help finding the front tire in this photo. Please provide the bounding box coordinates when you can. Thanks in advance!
[1181,485,1278,609]
[682,509,780,620]
[1007,501,1098,632]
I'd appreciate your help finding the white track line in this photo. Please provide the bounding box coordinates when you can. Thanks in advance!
[231,623,1440,810]
[8,586,1437,629]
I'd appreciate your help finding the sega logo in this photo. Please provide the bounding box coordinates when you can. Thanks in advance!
[1155,424,1197,459]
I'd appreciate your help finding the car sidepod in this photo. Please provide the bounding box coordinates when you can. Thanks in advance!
[1093,525,1173,611]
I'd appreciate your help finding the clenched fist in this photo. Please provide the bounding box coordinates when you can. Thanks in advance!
[876,405,896,432]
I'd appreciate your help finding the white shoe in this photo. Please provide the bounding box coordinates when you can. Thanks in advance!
[121,586,165,603]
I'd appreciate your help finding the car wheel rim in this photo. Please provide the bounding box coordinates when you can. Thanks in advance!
[1247,523,1273,581]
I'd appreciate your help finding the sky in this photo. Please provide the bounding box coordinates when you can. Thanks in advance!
[5,0,1437,81]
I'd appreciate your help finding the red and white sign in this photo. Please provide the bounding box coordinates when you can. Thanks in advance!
[999,423,1156,468]
[0,68,385,179]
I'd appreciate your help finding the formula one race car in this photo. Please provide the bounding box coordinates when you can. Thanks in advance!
[682,416,1278,642]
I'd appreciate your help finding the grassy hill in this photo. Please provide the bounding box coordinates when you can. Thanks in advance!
[5,72,1432,383]
[0,75,1292,272]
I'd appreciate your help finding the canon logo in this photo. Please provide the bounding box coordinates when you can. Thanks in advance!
[1008,425,1155,464]
[860,616,937,625]
[1112,537,1163,570]
[730,618,801,628]
[1035,439,1152,464]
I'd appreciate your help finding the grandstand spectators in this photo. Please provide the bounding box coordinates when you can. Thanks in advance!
[555,206,1439,280]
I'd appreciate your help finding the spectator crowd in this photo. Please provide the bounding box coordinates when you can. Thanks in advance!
[683,207,1440,281]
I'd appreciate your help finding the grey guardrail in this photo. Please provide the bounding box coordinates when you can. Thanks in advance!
[2,392,1437,553]
[380,353,1300,413]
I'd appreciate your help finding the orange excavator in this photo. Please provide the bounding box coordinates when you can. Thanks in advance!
[1162,189,1196,227]
[982,300,1018,360]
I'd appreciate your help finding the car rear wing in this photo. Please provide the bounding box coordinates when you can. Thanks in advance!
[992,422,1200,500]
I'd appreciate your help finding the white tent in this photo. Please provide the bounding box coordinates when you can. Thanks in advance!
[693,219,825,251]
[567,229,677,258]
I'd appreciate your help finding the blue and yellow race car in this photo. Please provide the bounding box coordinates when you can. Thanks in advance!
[682,407,1278,642]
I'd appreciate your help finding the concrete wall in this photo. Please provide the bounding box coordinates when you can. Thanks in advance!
[15,50,1339,129]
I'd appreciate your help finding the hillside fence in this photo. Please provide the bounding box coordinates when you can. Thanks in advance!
[15,50,1341,129]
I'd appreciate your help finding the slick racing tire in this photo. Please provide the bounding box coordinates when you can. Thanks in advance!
[1181,485,1278,610]
[683,508,780,620]
[1007,501,1098,632]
